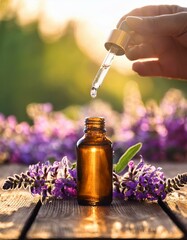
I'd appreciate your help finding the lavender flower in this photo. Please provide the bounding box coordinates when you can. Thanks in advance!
[3,156,77,202]
[0,103,82,165]
[52,178,77,199]
[165,173,187,193]
[3,155,187,203]
[113,158,167,201]
[0,89,187,165]
[115,87,187,162]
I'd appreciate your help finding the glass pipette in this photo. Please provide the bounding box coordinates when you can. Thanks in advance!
[90,21,130,98]
[90,47,117,98]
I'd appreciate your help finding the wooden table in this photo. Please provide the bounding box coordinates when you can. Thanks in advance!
[0,163,186,240]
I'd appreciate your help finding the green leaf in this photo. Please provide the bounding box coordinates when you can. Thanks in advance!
[114,142,142,174]
[71,162,77,169]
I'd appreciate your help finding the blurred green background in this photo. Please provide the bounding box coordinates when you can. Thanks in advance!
[0,0,187,121]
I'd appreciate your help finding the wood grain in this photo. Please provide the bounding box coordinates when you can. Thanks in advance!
[0,163,186,239]
[0,191,39,239]
[0,164,39,240]
[164,187,187,235]
[27,199,182,239]
[157,162,187,236]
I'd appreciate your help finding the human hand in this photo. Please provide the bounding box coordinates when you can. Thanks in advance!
[118,5,187,80]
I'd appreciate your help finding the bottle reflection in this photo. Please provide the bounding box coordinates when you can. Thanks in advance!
[83,207,106,235]
[74,206,123,238]
[74,206,106,238]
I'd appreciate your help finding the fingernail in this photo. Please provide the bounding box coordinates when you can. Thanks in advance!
[126,16,143,27]
[119,21,130,31]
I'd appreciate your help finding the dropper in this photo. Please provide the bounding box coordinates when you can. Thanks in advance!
[90,21,131,98]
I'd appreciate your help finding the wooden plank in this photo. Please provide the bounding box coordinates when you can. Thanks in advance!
[0,191,39,239]
[0,164,39,240]
[27,199,182,239]
[163,187,187,236]
[156,162,187,236]
[0,163,186,239]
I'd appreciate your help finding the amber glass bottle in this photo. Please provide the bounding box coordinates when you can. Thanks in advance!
[76,117,113,206]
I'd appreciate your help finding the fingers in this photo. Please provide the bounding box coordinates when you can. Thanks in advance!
[117,5,187,80]
[126,34,161,60]
[132,61,164,77]
[132,57,187,80]
[126,44,158,60]
[117,5,186,28]
[125,12,187,37]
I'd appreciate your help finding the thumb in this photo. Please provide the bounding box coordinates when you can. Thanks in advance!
[125,12,187,37]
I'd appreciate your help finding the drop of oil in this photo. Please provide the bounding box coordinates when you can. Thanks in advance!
[90,88,97,98]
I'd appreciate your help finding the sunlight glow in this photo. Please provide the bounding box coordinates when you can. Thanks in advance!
[7,0,187,72]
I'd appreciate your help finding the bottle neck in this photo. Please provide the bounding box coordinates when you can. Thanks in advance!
[84,117,106,135]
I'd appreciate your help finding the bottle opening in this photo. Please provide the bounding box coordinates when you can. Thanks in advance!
[85,117,106,132]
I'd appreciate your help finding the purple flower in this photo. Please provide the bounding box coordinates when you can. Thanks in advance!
[3,155,187,203]
[52,178,77,199]
[30,179,46,195]
[114,158,167,201]
[1,94,187,165]
[28,157,77,201]
[28,161,50,178]
[3,156,77,202]
[114,88,187,162]
[50,157,77,199]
